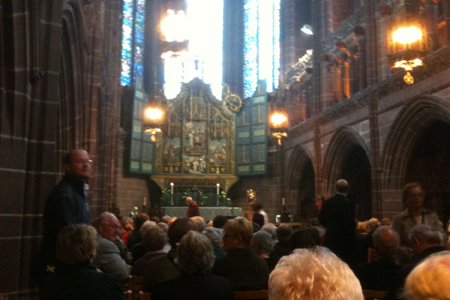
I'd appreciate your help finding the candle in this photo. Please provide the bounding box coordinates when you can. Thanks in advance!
[144,197,147,206]
[282,198,285,206]
[217,183,220,195]
[170,182,174,195]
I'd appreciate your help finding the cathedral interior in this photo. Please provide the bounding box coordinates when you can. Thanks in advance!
[2,0,450,298]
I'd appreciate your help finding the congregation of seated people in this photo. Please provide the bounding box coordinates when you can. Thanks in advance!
[40,183,450,300]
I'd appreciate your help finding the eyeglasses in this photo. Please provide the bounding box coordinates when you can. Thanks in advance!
[74,159,93,164]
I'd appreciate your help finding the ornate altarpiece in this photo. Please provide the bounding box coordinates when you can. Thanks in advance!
[151,78,242,192]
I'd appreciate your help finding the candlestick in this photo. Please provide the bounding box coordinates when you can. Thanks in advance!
[170,182,174,195]
[282,197,285,206]
[217,183,220,195]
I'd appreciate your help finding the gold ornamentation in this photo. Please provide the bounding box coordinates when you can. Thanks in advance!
[222,84,243,113]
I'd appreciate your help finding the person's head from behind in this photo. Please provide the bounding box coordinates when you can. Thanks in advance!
[253,213,264,228]
[222,217,253,251]
[276,224,293,242]
[213,215,228,229]
[64,149,91,180]
[120,217,133,232]
[176,230,215,274]
[251,230,273,257]
[202,227,224,248]
[402,182,424,211]
[381,217,392,227]
[194,220,207,233]
[262,223,277,241]
[409,224,443,254]
[269,247,364,300]
[290,228,318,250]
[335,179,349,195]
[133,213,150,230]
[403,252,450,300]
[156,222,169,234]
[168,217,197,248]
[141,223,167,252]
[57,224,97,265]
[94,212,121,242]
[250,201,263,213]
[372,225,399,258]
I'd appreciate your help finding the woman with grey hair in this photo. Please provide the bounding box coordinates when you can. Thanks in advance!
[131,223,168,276]
[41,224,124,300]
[151,231,235,300]
[202,226,226,259]
[251,230,280,272]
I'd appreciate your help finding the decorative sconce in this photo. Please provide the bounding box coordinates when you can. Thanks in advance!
[269,106,289,145]
[387,16,431,85]
[143,100,165,141]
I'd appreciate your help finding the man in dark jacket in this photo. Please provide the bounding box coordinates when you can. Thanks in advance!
[212,217,269,290]
[319,179,357,267]
[36,149,92,286]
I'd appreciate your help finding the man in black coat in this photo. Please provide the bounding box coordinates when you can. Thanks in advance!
[319,179,357,267]
[35,149,92,286]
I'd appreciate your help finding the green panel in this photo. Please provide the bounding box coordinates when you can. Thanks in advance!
[235,85,268,177]
[129,74,156,175]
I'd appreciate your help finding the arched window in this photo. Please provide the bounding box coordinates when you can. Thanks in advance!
[244,0,280,98]
[163,0,224,100]
[121,0,146,86]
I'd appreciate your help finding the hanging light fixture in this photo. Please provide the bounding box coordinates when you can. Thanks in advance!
[143,86,166,141]
[269,106,289,145]
[387,5,431,85]
[159,0,189,55]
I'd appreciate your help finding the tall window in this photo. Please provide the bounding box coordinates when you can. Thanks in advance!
[244,0,280,98]
[163,0,224,100]
[121,0,146,86]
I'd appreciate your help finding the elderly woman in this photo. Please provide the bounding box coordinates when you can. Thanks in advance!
[212,217,269,290]
[41,224,124,300]
[131,223,167,276]
[151,231,235,300]
[251,230,280,272]
[202,226,226,259]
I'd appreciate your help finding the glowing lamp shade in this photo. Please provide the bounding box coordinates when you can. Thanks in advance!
[271,113,287,126]
[392,26,422,44]
[145,107,163,120]
[161,9,189,42]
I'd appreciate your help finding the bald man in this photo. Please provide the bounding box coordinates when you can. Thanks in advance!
[36,150,93,287]
[186,197,200,218]
[319,179,357,267]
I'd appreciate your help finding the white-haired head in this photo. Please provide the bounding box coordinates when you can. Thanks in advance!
[403,251,450,300]
[269,247,363,300]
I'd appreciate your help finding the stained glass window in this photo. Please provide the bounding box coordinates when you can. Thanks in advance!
[244,0,280,98]
[121,0,146,86]
[163,0,224,100]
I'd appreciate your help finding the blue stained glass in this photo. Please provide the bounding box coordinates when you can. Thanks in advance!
[133,0,146,82]
[244,0,280,97]
[244,0,258,98]
[121,0,135,86]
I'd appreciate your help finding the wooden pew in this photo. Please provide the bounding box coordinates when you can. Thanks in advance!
[363,290,386,300]
[235,289,269,300]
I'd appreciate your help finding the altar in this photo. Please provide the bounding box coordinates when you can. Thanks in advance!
[163,206,242,220]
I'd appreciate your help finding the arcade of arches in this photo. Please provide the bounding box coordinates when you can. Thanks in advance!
[3,0,450,298]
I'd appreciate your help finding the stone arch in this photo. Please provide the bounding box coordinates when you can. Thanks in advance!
[286,145,316,219]
[322,126,370,193]
[381,95,450,220]
[381,95,450,190]
[322,126,372,219]
[56,0,89,171]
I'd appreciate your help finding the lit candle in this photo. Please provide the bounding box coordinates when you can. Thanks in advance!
[217,183,220,195]
[170,182,174,195]
[282,198,285,206]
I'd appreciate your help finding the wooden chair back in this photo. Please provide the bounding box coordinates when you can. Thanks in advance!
[124,290,133,300]
[139,291,151,300]
[235,290,269,300]
[129,276,144,300]
[363,290,386,300]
